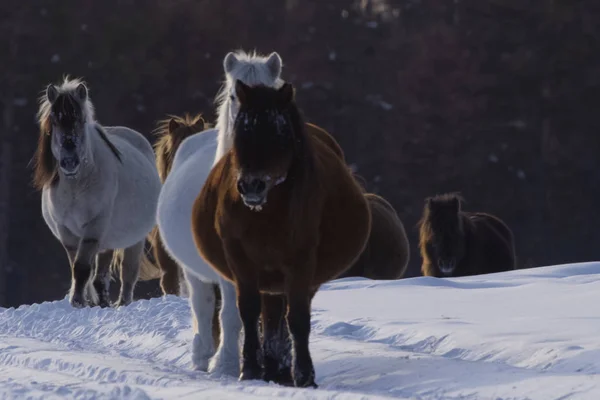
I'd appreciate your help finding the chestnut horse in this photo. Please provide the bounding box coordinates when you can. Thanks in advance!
[418,193,516,277]
[151,113,206,296]
[191,81,371,387]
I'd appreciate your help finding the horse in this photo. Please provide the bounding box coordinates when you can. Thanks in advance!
[151,113,206,296]
[418,193,517,277]
[33,77,162,308]
[151,113,220,344]
[191,81,371,388]
[156,49,285,376]
[337,193,410,279]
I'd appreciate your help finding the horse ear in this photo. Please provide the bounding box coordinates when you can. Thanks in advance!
[265,52,282,80]
[46,84,59,104]
[193,118,205,132]
[278,83,294,105]
[168,118,180,134]
[223,52,239,74]
[235,79,250,104]
[75,83,88,101]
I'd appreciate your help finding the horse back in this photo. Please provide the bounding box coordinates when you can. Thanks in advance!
[467,212,516,271]
[104,126,155,165]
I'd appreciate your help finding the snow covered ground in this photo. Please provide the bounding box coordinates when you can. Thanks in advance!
[2,262,600,399]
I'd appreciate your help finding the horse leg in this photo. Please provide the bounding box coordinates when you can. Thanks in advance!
[261,293,293,386]
[208,277,242,377]
[114,240,143,307]
[93,250,113,308]
[71,238,100,308]
[285,258,318,388]
[182,269,216,371]
[223,239,262,381]
[154,232,180,296]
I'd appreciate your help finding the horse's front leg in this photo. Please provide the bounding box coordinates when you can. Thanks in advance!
[93,250,113,307]
[261,293,292,386]
[71,237,100,308]
[209,277,242,377]
[223,239,262,381]
[285,250,318,388]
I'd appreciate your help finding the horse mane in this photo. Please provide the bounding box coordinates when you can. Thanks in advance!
[214,50,284,143]
[93,124,122,163]
[418,192,465,245]
[153,113,208,182]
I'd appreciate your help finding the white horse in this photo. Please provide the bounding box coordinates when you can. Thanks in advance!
[156,50,284,376]
[34,77,161,308]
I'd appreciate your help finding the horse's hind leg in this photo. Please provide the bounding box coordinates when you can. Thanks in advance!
[261,293,293,386]
[183,269,216,371]
[208,277,241,377]
[92,250,113,307]
[153,233,180,295]
[114,240,143,307]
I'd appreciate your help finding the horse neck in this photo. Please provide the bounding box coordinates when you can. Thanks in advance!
[214,97,234,166]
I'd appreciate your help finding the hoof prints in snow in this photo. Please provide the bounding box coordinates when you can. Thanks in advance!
[3,262,600,398]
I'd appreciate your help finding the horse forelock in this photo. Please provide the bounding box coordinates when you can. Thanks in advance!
[215,51,284,145]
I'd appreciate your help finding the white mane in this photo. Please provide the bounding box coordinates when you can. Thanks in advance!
[37,76,96,129]
[213,50,284,163]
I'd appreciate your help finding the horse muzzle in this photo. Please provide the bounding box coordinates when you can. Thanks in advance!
[437,258,457,275]
[59,155,80,176]
[237,177,269,211]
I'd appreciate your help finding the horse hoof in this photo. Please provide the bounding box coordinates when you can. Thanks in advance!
[70,295,87,308]
[112,298,131,308]
[239,366,263,381]
[263,368,294,386]
[208,349,240,377]
[97,299,111,308]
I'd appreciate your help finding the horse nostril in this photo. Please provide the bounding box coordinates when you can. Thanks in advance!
[237,180,247,195]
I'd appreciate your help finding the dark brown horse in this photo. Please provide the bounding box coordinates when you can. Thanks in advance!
[151,113,221,346]
[191,81,371,387]
[418,193,516,277]
[338,193,410,279]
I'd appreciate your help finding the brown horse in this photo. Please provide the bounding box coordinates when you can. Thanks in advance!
[151,113,206,295]
[338,193,410,279]
[191,81,371,388]
[418,193,516,277]
[151,113,222,346]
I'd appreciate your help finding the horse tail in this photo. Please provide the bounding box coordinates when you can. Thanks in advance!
[110,243,162,281]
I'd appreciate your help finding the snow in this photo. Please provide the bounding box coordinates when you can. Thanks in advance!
[2,262,600,399]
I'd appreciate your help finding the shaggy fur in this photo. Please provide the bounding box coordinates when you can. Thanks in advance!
[418,193,516,277]
[34,76,162,308]
[191,81,371,388]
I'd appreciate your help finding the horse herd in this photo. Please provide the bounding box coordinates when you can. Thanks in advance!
[31,50,517,388]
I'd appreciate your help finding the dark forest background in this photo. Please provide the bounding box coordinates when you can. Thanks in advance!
[1,0,599,307]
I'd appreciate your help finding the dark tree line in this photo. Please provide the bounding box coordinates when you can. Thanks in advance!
[1,0,599,306]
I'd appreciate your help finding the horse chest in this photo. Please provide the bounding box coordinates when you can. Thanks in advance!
[47,184,104,236]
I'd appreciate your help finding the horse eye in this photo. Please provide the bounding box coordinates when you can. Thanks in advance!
[230,95,235,101]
